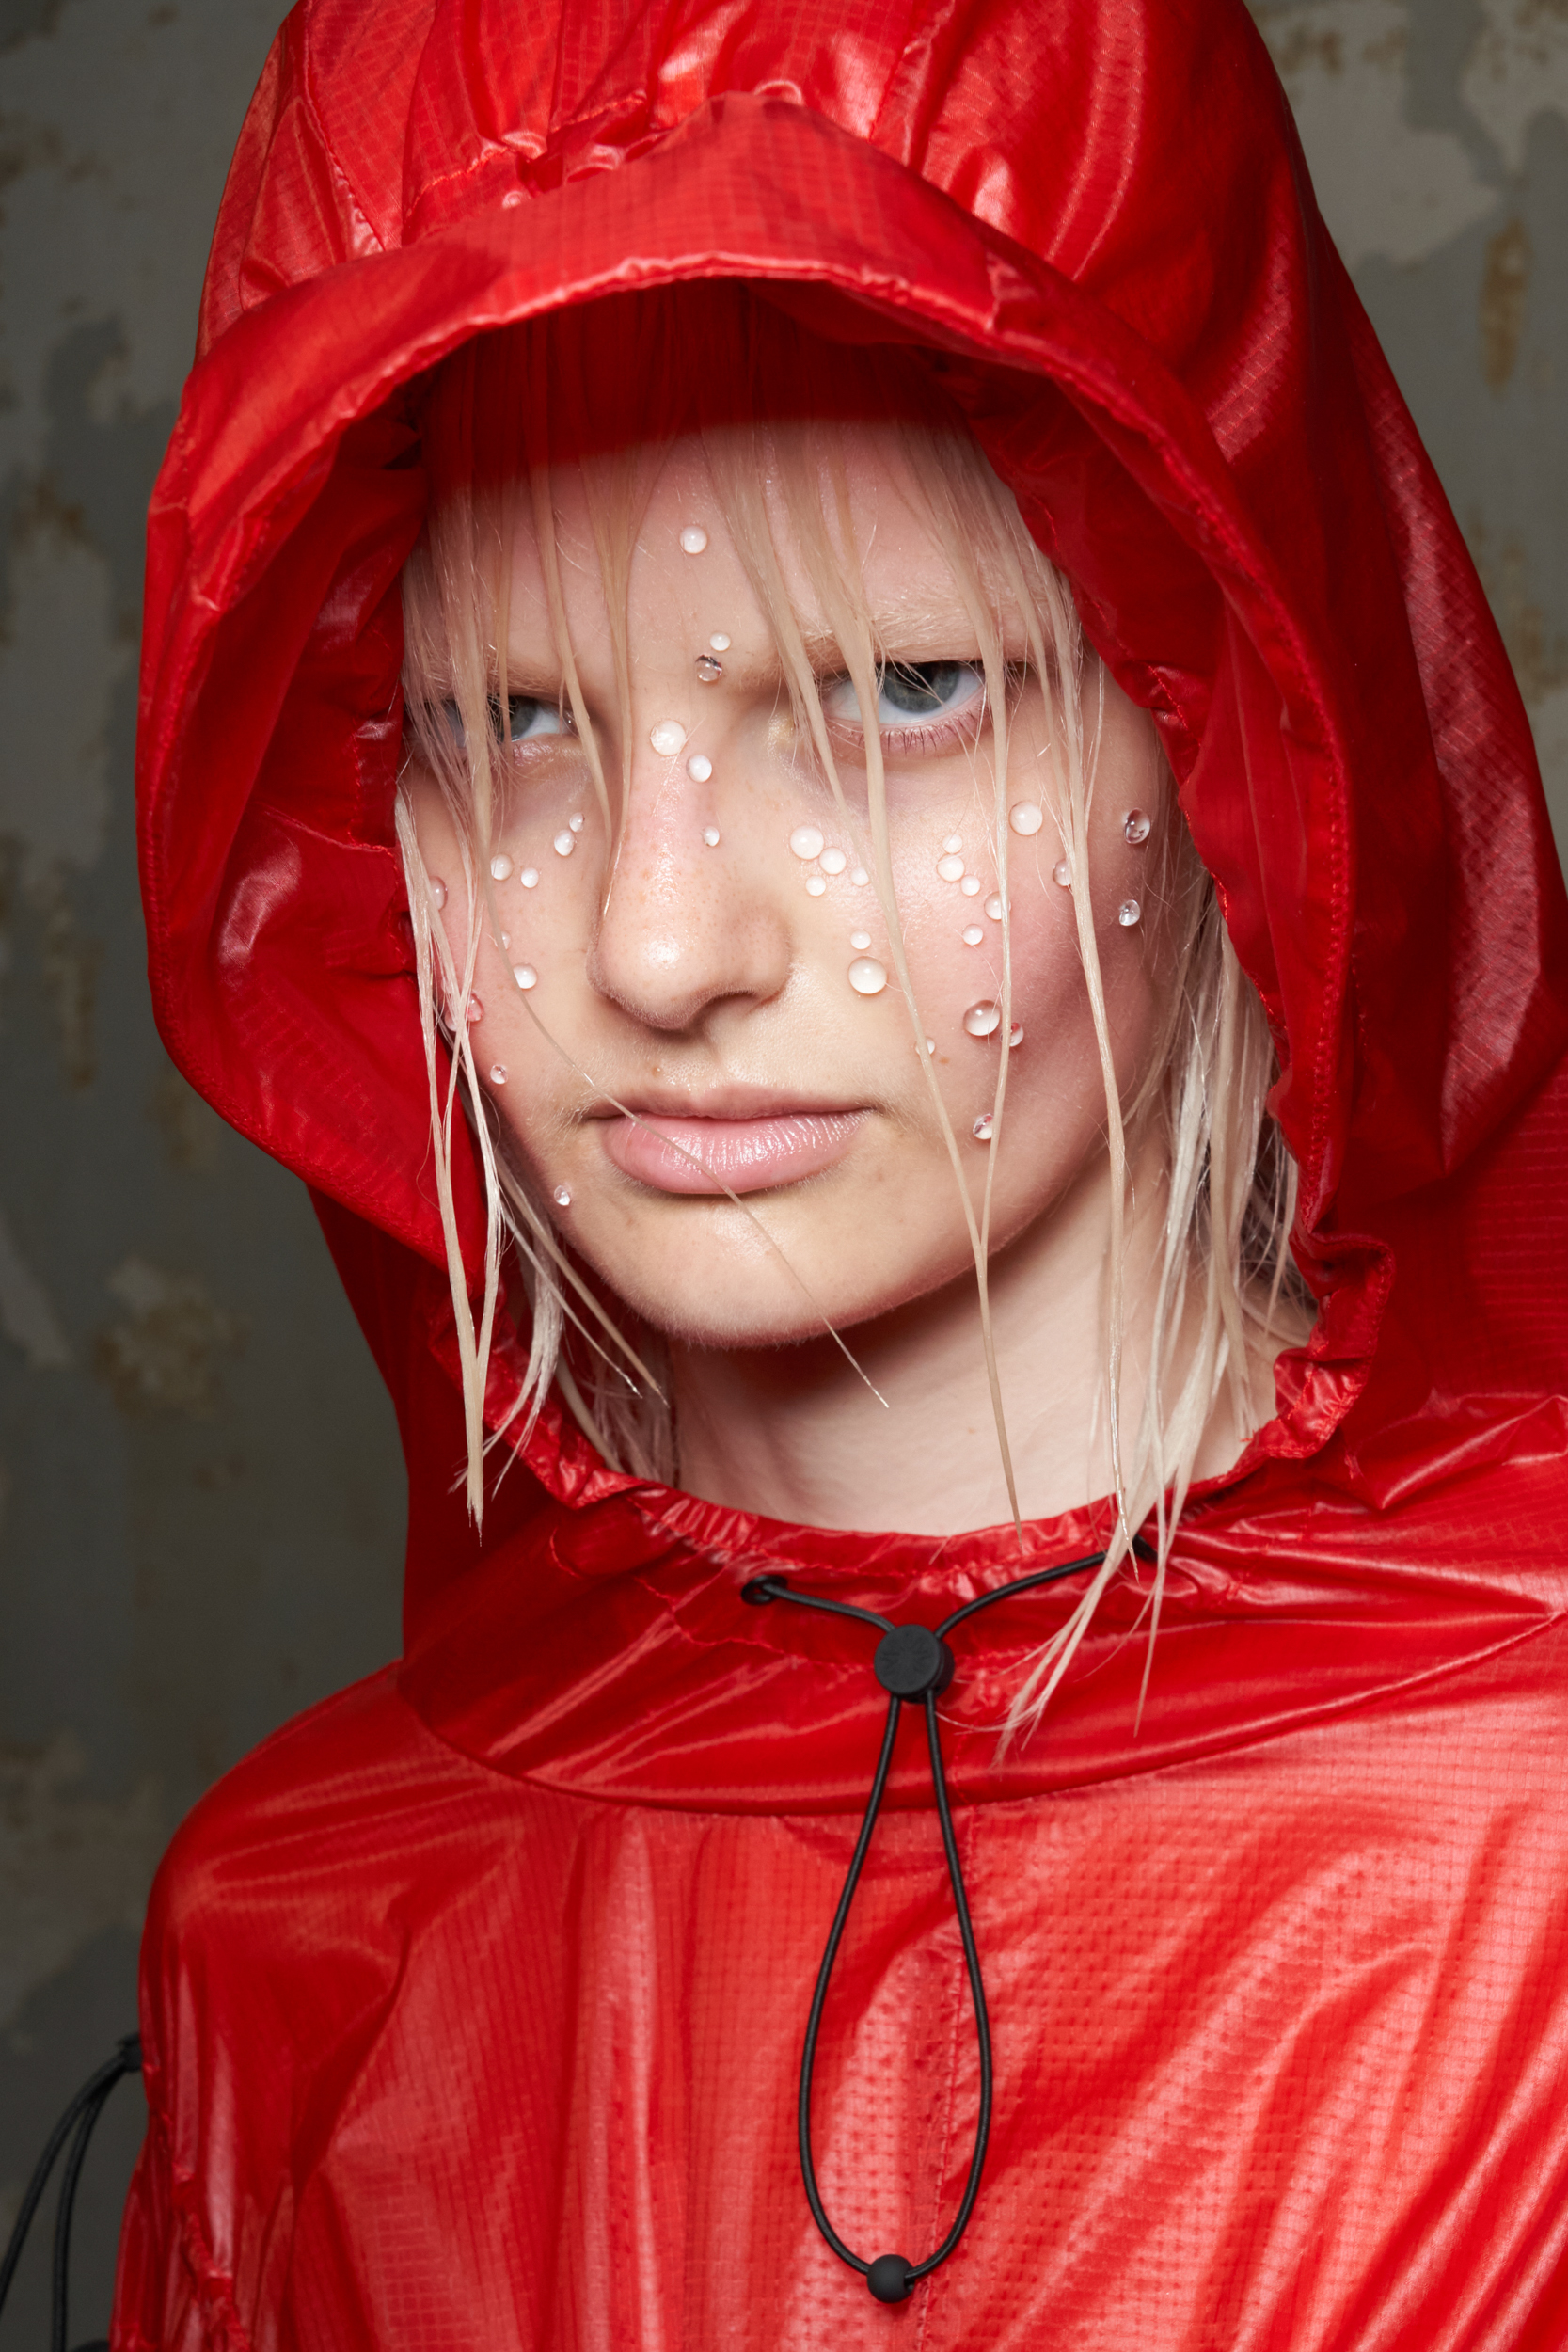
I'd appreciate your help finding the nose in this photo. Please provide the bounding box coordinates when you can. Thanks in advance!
[585,739,794,1033]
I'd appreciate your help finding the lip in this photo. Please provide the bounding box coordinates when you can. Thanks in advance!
[597,1106,868,1195]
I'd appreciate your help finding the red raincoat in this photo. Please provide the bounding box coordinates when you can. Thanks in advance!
[118,1,1568,2344]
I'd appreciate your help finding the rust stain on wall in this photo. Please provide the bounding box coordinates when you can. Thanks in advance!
[93,1256,245,1418]
[1481,216,1531,389]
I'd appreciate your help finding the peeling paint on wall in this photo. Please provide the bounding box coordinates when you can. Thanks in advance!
[1462,0,1568,171]
[1250,1,1499,263]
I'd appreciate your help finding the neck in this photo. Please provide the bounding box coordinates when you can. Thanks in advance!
[668,1139,1259,1538]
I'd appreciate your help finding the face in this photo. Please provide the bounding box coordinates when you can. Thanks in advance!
[409,425,1168,1353]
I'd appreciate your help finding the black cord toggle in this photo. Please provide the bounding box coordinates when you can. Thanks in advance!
[739,1541,1151,2299]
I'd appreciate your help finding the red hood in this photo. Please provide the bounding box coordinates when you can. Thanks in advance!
[138,0,1568,1772]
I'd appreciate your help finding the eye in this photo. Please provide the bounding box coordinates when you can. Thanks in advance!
[825,660,985,732]
[439,695,571,748]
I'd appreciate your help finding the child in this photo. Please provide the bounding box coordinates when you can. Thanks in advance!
[116,0,1568,2344]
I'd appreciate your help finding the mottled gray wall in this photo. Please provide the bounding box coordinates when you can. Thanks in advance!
[0,4,402,2337]
[0,0,1564,2334]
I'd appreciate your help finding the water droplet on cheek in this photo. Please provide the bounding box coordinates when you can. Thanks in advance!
[1124,808,1151,844]
[520,868,539,888]
[1009,1023,1023,1049]
[489,854,513,881]
[1053,859,1071,888]
[651,721,688,756]
[850,866,869,887]
[702,826,721,848]
[942,834,963,854]
[1009,803,1044,836]
[513,964,538,990]
[848,957,889,995]
[937,853,965,882]
[553,831,576,857]
[709,632,731,652]
[985,896,1004,920]
[850,930,871,951]
[695,655,723,683]
[465,996,483,1023]
[1118,898,1142,927]
[554,1184,573,1208]
[569,811,585,834]
[679,526,708,554]
[963,1000,1002,1037]
[790,826,825,860]
[687,754,713,783]
[490,1063,507,1084]
[819,848,847,876]
[972,1113,994,1143]
[961,924,985,946]
[429,878,448,910]
[805,874,827,897]
[960,874,981,897]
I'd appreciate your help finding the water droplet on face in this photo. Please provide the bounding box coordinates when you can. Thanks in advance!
[926,1038,937,1055]
[848,956,889,995]
[489,1063,507,1084]
[465,996,483,1023]
[513,963,538,990]
[972,1112,994,1143]
[851,866,869,886]
[429,878,448,909]
[962,924,985,946]
[651,721,688,756]
[960,874,981,897]
[489,853,513,881]
[1008,1023,1023,1049]
[553,830,576,857]
[695,655,723,684]
[937,853,965,882]
[1123,807,1151,845]
[703,826,721,847]
[569,811,585,833]
[942,834,963,854]
[1118,898,1142,927]
[790,826,825,860]
[805,874,827,896]
[520,867,539,888]
[850,930,872,951]
[1053,859,1072,887]
[985,895,1004,920]
[553,1185,572,1208]
[500,931,510,948]
[820,847,847,875]
[709,632,731,652]
[1009,802,1044,836]
[679,526,708,554]
[963,1000,1002,1037]
[687,754,713,783]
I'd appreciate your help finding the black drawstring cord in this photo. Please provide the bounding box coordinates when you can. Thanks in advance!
[0,2033,143,2352]
[743,1543,1147,2303]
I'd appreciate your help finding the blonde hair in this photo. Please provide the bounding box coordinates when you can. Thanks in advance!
[397,285,1309,1724]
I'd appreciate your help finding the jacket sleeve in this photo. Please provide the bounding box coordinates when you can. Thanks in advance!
[112,2108,250,2352]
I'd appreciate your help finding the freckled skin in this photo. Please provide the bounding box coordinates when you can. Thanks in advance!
[412,426,1170,1532]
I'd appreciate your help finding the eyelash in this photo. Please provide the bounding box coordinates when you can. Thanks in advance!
[819,661,1028,757]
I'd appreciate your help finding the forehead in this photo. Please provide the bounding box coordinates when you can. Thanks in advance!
[504,422,972,644]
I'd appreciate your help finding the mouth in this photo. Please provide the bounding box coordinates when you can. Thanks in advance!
[596,1105,869,1196]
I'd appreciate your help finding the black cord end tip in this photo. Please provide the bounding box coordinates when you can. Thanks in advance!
[866,2253,913,2302]
[740,1576,784,1606]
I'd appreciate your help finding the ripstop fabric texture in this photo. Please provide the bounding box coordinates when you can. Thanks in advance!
[117,1,1568,2345]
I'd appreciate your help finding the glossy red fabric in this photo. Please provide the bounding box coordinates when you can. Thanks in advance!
[118,1,1568,2345]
